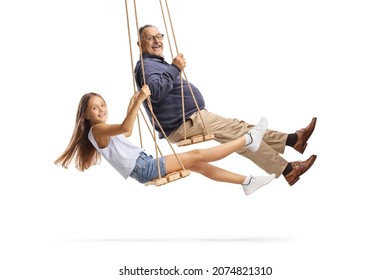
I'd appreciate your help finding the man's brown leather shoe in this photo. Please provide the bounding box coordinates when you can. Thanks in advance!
[284,154,317,186]
[293,117,317,154]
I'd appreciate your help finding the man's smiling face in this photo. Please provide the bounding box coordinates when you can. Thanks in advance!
[139,26,164,57]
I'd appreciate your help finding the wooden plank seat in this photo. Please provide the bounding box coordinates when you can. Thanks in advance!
[177,133,215,147]
[145,169,191,186]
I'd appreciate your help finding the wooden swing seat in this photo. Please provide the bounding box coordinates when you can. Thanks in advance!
[177,133,215,147]
[145,169,191,186]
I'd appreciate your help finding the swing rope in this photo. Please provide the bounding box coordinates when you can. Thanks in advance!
[124,0,189,185]
[158,0,186,141]
[125,5,164,157]
[159,0,213,144]
[131,0,163,179]
[124,0,143,148]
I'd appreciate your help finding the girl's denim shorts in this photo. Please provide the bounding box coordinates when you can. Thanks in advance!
[130,152,167,183]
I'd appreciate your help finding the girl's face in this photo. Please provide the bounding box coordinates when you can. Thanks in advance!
[85,95,108,124]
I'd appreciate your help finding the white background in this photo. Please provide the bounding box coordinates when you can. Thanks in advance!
[1,0,389,279]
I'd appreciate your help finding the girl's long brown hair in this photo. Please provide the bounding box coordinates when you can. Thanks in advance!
[54,93,103,171]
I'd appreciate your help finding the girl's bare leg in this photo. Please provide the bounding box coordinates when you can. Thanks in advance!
[189,162,246,184]
[163,118,271,188]
[163,137,248,184]
[165,136,246,175]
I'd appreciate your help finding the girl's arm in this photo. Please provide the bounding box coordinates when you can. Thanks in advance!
[92,85,150,143]
[122,89,145,137]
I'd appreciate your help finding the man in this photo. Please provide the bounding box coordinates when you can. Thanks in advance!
[135,24,317,186]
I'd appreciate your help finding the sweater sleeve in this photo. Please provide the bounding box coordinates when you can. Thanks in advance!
[139,60,181,103]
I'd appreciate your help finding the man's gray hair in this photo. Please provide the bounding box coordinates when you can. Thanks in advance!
[138,24,156,37]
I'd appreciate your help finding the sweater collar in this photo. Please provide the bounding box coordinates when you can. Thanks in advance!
[141,53,165,62]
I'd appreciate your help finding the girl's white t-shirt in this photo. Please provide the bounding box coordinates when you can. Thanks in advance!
[88,128,143,179]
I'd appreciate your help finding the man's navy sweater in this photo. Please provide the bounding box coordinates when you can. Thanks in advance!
[135,54,205,138]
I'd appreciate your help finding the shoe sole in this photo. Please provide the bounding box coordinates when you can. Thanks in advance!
[297,117,317,154]
[300,143,308,154]
[288,176,300,186]
[289,155,317,186]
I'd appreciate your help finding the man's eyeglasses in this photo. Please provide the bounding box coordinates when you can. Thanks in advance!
[143,34,164,41]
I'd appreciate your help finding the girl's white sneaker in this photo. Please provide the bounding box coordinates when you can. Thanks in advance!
[242,174,275,195]
[246,117,268,152]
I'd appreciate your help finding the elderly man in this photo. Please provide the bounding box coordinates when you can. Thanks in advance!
[135,24,317,186]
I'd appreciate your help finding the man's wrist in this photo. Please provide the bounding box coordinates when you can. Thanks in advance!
[171,63,181,72]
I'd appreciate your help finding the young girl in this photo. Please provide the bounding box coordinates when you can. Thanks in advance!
[55,85,275,195]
